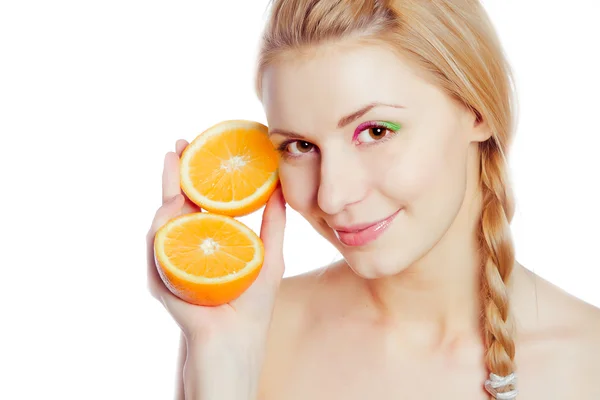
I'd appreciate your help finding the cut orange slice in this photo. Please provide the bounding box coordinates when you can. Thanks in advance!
[180,120,279,217]
[154,212,264,306]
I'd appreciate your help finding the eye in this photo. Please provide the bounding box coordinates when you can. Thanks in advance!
[354,121,401,145]
[286,140,315,155]
[355,126,391,143]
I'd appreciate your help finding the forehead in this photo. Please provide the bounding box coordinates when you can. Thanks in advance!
[261,43,441,130]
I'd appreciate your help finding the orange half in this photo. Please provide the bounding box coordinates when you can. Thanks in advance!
[154,212,264,306]
[180,120,279,217]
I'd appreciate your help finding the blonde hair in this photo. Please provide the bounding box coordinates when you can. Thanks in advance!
[254,0,519,397]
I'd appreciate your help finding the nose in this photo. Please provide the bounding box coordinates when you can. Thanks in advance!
[317,150,368,215]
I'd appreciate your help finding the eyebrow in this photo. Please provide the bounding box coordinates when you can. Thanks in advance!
[268,102,405,139]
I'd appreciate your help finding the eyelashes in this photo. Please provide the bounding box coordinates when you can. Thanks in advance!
[353,120,401,142]
[276,140,314,156]
[275,121,402,159]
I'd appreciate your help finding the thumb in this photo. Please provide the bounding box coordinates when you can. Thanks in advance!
[229,186,286,315]
[149,194,185,235]
[147,194,185,300]
[258,185,287,286]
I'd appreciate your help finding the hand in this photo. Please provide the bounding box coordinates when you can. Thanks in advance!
[145,137,287,358]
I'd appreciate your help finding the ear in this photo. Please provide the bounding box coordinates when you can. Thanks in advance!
[466,108,493,143]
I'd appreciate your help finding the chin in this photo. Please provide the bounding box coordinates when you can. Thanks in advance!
[312,210,434,278]
[340,246,415,279]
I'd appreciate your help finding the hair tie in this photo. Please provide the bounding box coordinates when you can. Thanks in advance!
[484,372,518,399]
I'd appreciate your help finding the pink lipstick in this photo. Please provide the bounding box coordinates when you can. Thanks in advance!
[333,209,401,247]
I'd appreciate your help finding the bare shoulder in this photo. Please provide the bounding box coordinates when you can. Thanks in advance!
[269,259,349,327]
[535,270,600,346]
[561,286,600,359]
[564,287,600,364]
[258,262,345,398]
[516,265,600,398]
[559,287,600,398]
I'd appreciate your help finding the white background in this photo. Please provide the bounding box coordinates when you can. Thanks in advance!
[1,1,599,399]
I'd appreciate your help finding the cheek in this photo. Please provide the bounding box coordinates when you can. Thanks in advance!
[278,163,319,212]
[379,145,438,202]
[380,132,468,206]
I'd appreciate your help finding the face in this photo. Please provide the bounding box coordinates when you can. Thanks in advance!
[261,42,490,279]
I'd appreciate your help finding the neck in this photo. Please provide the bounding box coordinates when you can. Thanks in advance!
[353,190,490,352]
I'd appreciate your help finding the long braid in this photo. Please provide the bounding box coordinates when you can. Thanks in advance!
[478,138,518,398]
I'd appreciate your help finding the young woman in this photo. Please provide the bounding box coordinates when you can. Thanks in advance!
[146,1,600,398]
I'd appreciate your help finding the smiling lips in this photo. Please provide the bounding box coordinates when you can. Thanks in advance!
[332,209,402,247]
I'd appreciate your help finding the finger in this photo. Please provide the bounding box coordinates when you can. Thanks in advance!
[162,151,182,205]
[146,230,169,300]
[147,194,184,298]
[176,139,189,157]
[258,185,287,286]
[150,193,184,239]
[174,139,203,215]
